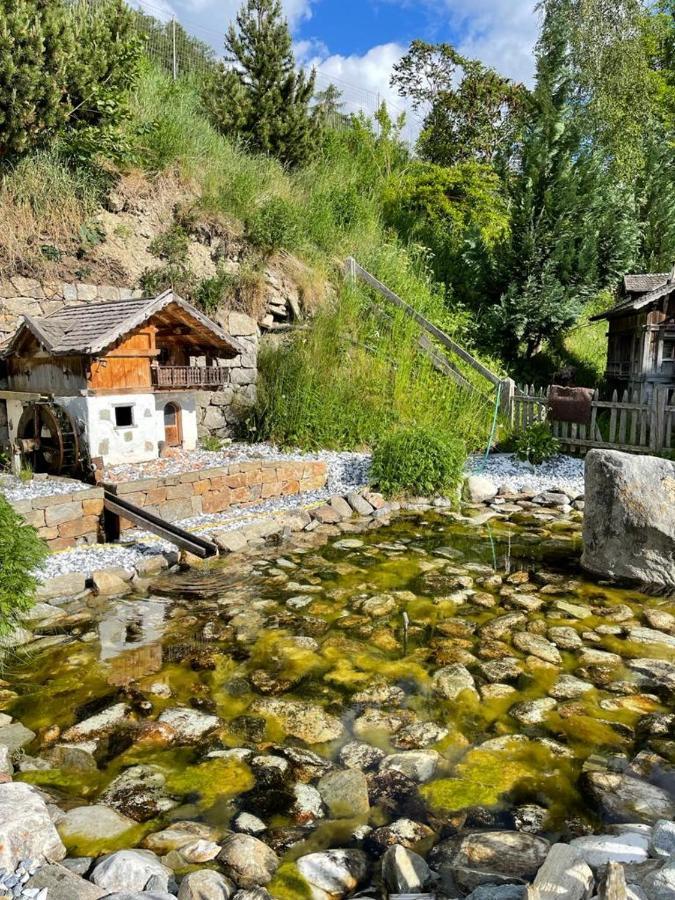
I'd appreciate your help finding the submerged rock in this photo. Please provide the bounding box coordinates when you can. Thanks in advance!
[339,741,385,772]
[583,771,675,823]
[363,818,435,856]
[217,834,279,887]
[157,707,220,743]
[251,698,344,744]
[296,849,369,898]
[100,765,178,822]
[382,844,431,894]
[318,769,370,818]
[432,664,478,700]
[57,805,138,848]
[380,750,440,783]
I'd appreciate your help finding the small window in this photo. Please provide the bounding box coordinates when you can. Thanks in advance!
[114,405,134,427]
[663,340,675,361]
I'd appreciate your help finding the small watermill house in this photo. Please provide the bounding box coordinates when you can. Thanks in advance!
[593,267,675,395]
[0,290,245,474]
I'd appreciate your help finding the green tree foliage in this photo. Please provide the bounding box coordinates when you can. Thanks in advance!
[0,494,47,636]
[382,160,509,301]
[204,0,317,168]
[0,0,142,162]
[0,0,72,157]
[64,0,143,161]
[391,40,526,167]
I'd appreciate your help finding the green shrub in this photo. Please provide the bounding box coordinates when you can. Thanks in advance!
[245,196,299,253]
[370,427,466,498]
[0,494,47,636]
[513,421,560,466]
[149,224,190,264]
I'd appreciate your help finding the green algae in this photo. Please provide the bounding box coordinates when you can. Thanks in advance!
[164,757,254,809]
[59,821,151,858]
[268,862,312,900]
[17,767,106,798]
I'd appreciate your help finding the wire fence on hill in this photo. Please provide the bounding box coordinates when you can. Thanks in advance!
[73,0,420,147]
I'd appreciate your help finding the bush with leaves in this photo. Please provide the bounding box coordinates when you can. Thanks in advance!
[0,494,47,636]
[370,427,466,499]
[513,421,560,466]
[246,196,299,253]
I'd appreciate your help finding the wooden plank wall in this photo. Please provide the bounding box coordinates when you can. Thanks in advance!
[88,329,155,391]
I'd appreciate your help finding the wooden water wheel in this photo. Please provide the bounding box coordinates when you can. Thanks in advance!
[16,402,81,476]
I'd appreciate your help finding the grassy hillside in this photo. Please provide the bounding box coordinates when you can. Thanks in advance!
[0,64,497,454]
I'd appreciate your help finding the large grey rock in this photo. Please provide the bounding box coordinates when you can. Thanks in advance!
[25,862,106,899]
[643,855,675,899]
[650,819,675,858]
[582,449,675,588]
[569,831,649,868]
[217,834,279,887]
[430,831,550,894]
[0,721,35,752]
[584,771,675,824]
[57,805,138,846]
[178,869,235,899]
[296,849,369,897]
[90,849,172,893]
[0,782,66,870]
[531,843,593,900]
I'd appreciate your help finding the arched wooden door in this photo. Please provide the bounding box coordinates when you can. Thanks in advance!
[163,402,182,447]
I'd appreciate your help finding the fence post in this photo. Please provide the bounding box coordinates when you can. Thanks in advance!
[499,377,515,425]
[345,257,357,283]
[650,385,668,453]
[172,16,177,80]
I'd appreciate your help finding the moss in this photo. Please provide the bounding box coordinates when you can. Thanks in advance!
[268,863,313,900]
[164,757,254,809]
[17,767,105,798]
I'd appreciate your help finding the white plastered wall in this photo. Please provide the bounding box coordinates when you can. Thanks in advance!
[65,393,159,465]
[154,392,198,451]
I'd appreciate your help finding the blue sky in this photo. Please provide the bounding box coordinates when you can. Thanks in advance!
[134,0,540,127]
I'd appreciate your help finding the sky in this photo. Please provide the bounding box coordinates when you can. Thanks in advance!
[133,0,541,130]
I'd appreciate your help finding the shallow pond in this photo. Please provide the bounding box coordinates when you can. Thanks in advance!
[3,509,675,888]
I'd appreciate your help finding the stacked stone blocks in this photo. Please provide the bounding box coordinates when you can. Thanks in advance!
[8,485,104,551]
[104,459,327,528]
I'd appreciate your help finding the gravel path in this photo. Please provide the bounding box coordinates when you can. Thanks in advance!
[0,473,89,503]
[468,452,585,498]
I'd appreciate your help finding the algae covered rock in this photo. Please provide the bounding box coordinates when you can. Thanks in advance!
[250,698,344,744]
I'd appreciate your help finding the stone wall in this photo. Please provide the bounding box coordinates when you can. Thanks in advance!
[0,277,144,345]
[196,311,259,439]
[104,458,327,527]
[8,484,104,551]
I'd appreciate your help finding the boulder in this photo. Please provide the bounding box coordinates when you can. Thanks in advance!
[430,830,550,894]
[24,862,106,899]
[177,869,235,899]
[338,741,385,772]
[0,782,66,870]
[0,721,35,752]
[100,765,177,822]
[217,834,279,887]
[582,449,675,588]
[513,632,562,665]
[317,769,370,818]
[431,664,478,700]
[62,703,130,743]
[569,831,649,868]
[57,805,137,847]
[583,771,675,824]
[382,845,430,894]
[89,849,172,894]
[643,855,675,899]
[363,818,434,856]
[380,750,440,783]
[157,707,220,743]
[531,843,594,900]
[464,475,499,503]
[650,819,675,859]
[251,698,344,744]
[142,822,218,855]
[296,849,369,898]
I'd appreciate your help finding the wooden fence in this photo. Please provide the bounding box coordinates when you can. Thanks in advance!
[512,384,675,455]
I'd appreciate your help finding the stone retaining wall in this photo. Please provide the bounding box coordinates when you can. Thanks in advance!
[104,458,328,527]
[9,484,104,551]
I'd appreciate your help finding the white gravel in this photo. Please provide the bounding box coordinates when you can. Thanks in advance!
[103,442,371,485]
[35,449,371,581]
[0,473,89,503]
[467,452,585,498]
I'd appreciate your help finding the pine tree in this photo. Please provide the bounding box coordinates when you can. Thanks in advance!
[0,0,73,158]
[204,0,317,168]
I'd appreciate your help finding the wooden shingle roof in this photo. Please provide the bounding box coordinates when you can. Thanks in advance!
[623,273,670,294]
[2,290,241,357]
[592,270,675,321]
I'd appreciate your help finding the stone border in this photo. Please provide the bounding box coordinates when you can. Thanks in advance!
[9,484,104,551]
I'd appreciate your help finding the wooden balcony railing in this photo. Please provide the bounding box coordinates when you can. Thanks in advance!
[605,360,632,378]
[151,365,229,389]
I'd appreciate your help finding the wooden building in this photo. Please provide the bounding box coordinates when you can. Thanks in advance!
[0,290,241,471]
[592,268,675,395]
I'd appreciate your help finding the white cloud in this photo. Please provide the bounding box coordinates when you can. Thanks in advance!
[173,0,312,28]
[440,0,540,84]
